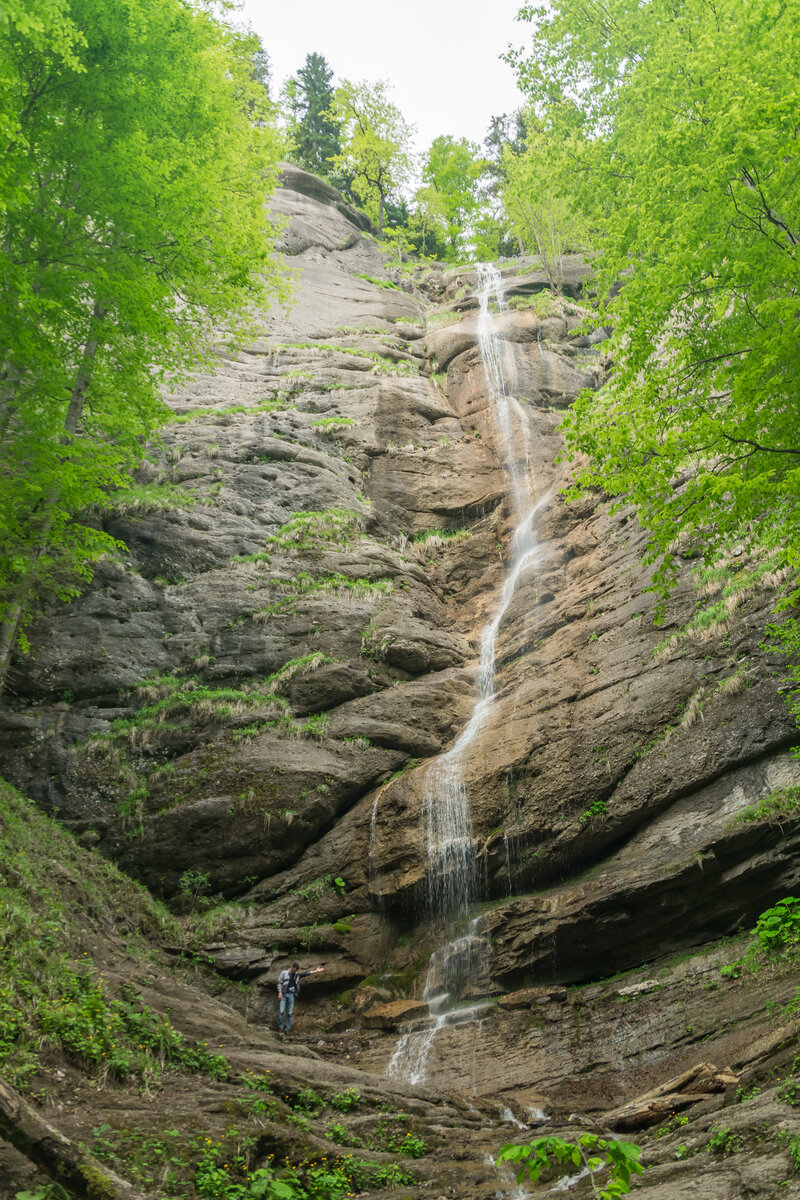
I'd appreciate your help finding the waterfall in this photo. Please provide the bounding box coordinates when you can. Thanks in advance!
[387,264,546,1083]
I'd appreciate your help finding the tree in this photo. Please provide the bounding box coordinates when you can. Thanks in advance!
[506,0,800,606]
[291,53,342,178]
[330,78,414,233]
[0,0,285,691]
[502,113,590,291]
[419,135,485,260]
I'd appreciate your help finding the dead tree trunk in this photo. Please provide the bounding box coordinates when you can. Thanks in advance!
[0,1075,150,1200]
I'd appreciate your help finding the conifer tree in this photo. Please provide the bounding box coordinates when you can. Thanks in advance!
[290,53,342,178]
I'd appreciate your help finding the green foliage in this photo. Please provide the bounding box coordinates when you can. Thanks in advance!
[311,417,355,430]
[497,1134,643,1199]
[417,135,486,260]
[328,1087,361,1111]
[501,122,591,292]
[330,79,414,233]
[280,53,342,180]
[105,481,198,516]
[0,776,184,1086]
[733,786,800,826]
[706,1126,743,1156]
[0,0,285,670]
[778,1131,800,1173]
[178,868,212,907]
[754,898,800,954]
[507,0,800,625]
[579,799,608,825]
[263,509,364,553]
[352,273,404,291]
[168,398,295,425]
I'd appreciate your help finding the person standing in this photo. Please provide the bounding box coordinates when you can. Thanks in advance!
[276,961,324,1034]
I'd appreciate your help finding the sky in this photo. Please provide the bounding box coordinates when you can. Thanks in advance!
[236,0,529,155]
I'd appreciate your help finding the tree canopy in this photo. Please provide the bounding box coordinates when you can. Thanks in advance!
[330,78,414,234]
[419,136,485,260]
[281,52,342,179]
[505,0,800,605]
[0,0,285,688]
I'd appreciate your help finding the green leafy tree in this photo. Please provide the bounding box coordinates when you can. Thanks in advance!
[506,0,800,616]
[330,78,414,233]
[419,135,485,260]
[0,0,285,691]
[502,112,591,291]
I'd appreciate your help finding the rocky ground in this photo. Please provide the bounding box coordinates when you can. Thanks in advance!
[2,165,800,1197]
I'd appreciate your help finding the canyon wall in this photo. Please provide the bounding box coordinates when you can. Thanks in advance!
[2,166,800,1129]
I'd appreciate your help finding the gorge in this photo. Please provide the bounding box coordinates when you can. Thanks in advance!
[2,165,800,1199]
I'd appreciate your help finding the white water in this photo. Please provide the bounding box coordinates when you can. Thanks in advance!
[388,264,547,1083]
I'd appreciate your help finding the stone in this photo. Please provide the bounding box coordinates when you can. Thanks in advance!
[361,999,429,1029]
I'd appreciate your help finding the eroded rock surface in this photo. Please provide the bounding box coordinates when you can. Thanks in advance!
[2,165,800,1199]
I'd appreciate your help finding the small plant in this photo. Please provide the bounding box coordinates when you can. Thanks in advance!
[579,799,609,825]
[178,867,211,906]
[292,1086,324,1115]
[326,1121,361,1146]
[498,1134,643,1199]
[396,1131,428,1157]
[778,1130,800,1173]
[329,1086,361,1111]
[706,1126,742,1155]
[778,1077,800,1106]
[754,897,800,953]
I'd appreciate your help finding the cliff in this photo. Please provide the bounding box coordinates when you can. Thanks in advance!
[2,165,800,1198]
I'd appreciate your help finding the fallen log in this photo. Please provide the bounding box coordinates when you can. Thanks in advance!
[0,1075,149,1200]
[603,1061,739,1131]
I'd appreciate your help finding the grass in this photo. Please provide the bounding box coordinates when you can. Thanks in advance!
[168,398,295,424]
[0,777,236,1088]
[653,551,789,660]
[253,573,394,615]
[106,481,197,515]
[263,508,364,553]
[312,417,355,430]
[412,527,470,550]
[731,785,800,826]
[352,272,404,291]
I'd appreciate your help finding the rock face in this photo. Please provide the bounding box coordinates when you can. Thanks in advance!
[2,162,800,1159]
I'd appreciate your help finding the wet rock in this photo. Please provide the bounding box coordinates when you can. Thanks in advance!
[361,999,428,1029]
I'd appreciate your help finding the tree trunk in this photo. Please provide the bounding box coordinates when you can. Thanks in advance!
[0,303,106,697]
[0,1074,150,1199]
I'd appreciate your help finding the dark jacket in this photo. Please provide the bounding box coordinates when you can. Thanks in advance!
[277,968,313,997]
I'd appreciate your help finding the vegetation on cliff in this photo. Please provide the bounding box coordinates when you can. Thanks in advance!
[505,0,800,641]
[0,0,285,688]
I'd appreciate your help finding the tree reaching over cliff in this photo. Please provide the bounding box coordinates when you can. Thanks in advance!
[419,135,485,260]
[282,52,342,178]
[330,78,414,234]
[0,0,285,691]
[507,0,800,606]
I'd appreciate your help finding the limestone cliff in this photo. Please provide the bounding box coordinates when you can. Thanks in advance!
[3,166,800,1197]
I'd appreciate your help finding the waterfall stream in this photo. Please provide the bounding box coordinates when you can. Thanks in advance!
[387,264,546,1083]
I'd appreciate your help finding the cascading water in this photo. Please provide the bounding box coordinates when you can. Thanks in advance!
[387,264,548,1083]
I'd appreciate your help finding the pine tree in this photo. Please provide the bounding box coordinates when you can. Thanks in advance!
[292,53,341,178]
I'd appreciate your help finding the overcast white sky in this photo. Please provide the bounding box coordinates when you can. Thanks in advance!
[236,0,528,155]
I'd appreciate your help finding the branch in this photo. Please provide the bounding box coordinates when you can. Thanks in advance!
[0,1075,150,1200]
[721,432,800,457]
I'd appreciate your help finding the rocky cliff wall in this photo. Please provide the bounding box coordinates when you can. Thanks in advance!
[2,165,799,1101]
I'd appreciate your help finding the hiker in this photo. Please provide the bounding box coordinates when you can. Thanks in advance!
[277,961,324,1034]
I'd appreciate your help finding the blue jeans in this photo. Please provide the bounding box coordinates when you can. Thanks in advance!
[278,992,295,1031]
